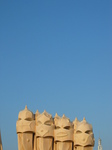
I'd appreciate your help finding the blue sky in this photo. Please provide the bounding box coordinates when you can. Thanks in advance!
[0,0,112,150]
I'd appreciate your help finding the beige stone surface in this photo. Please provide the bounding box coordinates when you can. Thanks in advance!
[74,146,93,150]
[36,138,53,150]
[18,133,33,150]
[56,142,72,150]
[16,106,95,150]
[35,110,54,150]
[73,118,95,150]
[54,114,73,150]
[16,106,35,150]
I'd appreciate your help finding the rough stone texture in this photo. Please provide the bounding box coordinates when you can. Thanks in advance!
[16,106,35,150]
[16,106,95,150]
[36,138,53,150]
[73,118,95,150]
[35,110,54,150]
[54,114,73,150]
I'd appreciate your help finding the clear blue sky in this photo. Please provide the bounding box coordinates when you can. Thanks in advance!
[0,0,112,150]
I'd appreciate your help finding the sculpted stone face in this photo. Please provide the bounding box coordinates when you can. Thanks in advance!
[35,110,54,150]
[16,106,35,133]
[54,114,73,150]
[35,110,54,138]
[54,114,73,142]
[16,106,35,150]
[16,106,95,150]
[74,118,95,147]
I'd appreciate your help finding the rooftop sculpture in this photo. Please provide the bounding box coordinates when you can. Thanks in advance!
[16,106,95,150]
